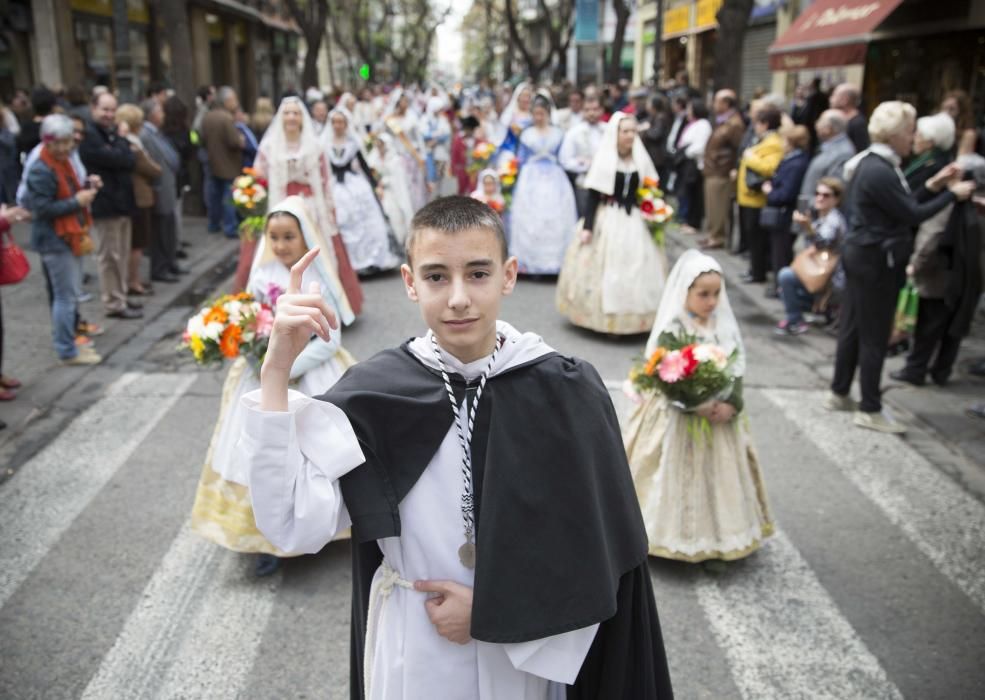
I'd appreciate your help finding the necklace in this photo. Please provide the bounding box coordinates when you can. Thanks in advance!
[429,332,503,569]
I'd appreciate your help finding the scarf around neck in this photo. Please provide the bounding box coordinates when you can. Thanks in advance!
[40,145,93,254]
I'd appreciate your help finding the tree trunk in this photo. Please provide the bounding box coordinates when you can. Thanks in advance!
[153,0,195,108]
[284,0,328,89]
[711,0,754,93]
[607,0,631,84]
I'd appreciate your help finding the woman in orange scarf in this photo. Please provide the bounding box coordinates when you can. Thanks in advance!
[23,114,101,365]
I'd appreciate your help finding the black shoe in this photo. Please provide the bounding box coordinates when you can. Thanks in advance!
[151,272,180,283]
[175,249,189,259]
[170,265,190,275]
[889,369,924,387]
[254,553,281,577]
[929,372,950,387]
[106,307,143,319]
[126,300,143,310]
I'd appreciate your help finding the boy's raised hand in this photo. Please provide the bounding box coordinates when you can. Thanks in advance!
[263,247,338,376]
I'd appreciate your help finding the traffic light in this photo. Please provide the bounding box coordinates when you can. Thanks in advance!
[359,64,371,81]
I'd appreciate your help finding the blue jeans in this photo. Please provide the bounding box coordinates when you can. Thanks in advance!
[41,249,81,360]
[207,176,238,237]
[778,266,814,324]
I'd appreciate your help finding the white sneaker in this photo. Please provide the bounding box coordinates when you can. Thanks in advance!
[853,410,907,434]
[822,391,855,411]
[62,347,103,366]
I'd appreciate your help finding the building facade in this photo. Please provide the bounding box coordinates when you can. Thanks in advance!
[1,0,300,105]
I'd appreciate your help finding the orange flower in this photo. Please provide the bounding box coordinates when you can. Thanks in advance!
[243,167,258,177]
[644,347,666,376]
[642,176,658,189]
[204,306,228,325]
[243,186,256,197]
[219,325,242,358]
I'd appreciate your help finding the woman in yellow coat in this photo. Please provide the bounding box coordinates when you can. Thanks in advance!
[737,105,784,284]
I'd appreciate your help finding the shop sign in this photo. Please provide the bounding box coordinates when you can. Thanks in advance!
[575,0,599,43]
[663,4,691,37]
[695,0,723,29]
[70,0,149,24]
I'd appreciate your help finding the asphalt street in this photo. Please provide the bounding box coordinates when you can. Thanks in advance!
[1,244,984,699]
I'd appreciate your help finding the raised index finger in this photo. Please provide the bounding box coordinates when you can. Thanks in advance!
[288,247,321,294]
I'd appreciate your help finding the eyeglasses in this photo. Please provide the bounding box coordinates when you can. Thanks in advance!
[815,191,834,198]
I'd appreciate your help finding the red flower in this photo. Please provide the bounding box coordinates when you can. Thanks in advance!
[640,199,655,214]
[680,345,699,377]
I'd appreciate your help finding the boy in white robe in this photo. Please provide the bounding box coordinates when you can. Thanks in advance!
[239,196,673,700]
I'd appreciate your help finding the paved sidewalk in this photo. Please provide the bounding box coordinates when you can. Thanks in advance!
[0,216,239,449]
[668,227,985,476]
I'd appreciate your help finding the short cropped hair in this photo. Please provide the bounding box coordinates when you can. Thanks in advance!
[868,101,916,144]
[407,196,508,265]
[40,114,74,141]
[915,112,955,151]
[756,105,782,131]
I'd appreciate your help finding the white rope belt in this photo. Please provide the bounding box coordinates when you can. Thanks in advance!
[364,560,414,699]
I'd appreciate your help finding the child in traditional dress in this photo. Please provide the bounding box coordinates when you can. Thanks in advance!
[624,249,773,563]
[240,196,673,699]
[469,168,505,214]
[191,196,356,577]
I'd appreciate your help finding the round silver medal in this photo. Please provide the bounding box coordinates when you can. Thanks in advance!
[458,542,476,569]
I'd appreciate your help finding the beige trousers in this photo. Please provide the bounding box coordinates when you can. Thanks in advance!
[93,216,131,312]
[703,175,734,246]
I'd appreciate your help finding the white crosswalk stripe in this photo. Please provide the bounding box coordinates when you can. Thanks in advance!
[762,387,985,614]
[0,372,196,608]
[696,530,902,699]
[82,523,280,700]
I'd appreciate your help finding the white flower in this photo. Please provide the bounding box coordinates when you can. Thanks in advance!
[203,321,224,341]
[225,300,243,325]
[694,343,728,369]
[186,313,206,337]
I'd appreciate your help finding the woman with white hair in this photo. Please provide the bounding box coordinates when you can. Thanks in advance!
[23,114,101,365]
[892,153,985,388]
[826,101,974,434]
[904,112,955,192]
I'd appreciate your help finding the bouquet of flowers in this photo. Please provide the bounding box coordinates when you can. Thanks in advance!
[630,330,737,411]
[499,157,519,208]
[232,168,268,241]
[637,176,673,247]
[181,292,274,374]
[468,141,497,176]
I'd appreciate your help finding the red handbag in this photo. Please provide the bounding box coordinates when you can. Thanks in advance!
[0,228,30,286]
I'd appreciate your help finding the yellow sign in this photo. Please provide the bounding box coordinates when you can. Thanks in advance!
[695,0,724,29]
[70,0,150,24]
[663,4,691,37]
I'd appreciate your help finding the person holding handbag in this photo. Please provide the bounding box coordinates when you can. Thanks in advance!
[0,202,31,406]
[774,177,846,335]
[760,125,811,297]
[24,114,102,366]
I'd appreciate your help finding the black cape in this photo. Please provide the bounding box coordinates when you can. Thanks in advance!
[317,343,673,700]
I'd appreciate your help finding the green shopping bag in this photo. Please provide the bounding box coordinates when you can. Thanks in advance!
[894,280,919,335]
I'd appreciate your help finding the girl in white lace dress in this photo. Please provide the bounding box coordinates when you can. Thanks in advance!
[623,250,773,562]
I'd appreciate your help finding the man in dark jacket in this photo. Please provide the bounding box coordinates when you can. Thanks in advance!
[79,92,142,319]
[700,90,745,249]
[200,86,244,238]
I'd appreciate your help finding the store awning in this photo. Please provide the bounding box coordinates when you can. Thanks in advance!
[768,0,903,71]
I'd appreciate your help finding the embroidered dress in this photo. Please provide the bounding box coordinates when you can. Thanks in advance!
[326,132,399,273]
[384,112,429,212]
[254,96,363,318]
[509,126,577,274]
[623,251,773,561]
[556,170,667,334]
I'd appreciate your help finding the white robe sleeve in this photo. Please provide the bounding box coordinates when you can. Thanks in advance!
[558,126,586,174]
[502,623,600,684]
[238,389,365,554]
